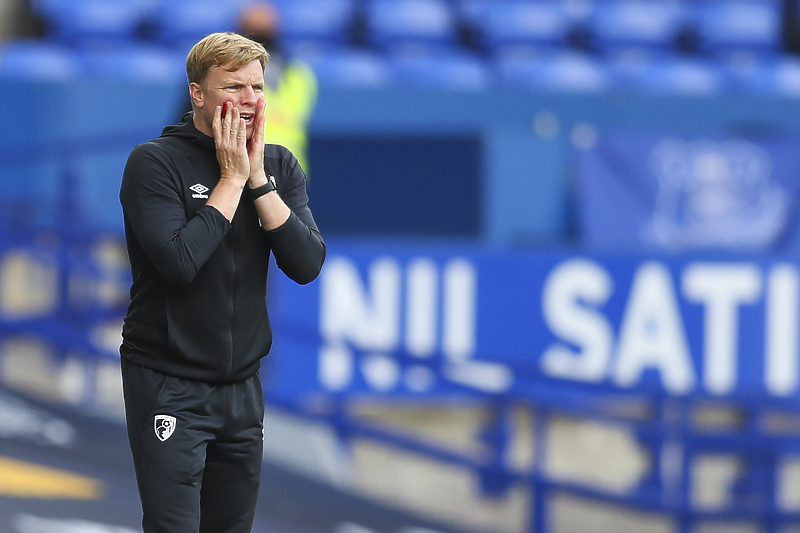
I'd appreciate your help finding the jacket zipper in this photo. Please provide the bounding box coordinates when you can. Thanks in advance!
[227,235,236,379]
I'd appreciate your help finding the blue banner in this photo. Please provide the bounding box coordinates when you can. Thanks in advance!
[575,134,800,252]
[266,240,800,403]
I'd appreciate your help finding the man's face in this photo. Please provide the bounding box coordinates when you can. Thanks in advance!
[191,59,265,140]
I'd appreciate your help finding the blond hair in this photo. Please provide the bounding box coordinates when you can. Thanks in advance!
[186,32,269,85]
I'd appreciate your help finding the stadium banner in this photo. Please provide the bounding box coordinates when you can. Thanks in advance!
[266,240,800,402]
[574,134,800,252]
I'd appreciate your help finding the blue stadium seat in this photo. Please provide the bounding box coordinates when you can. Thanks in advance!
[282,38,342,61]
[276,0,354,46]
[698,0,782,55]
[591,0,689,53]
[460,0,571,52]
[300,49,392,88]
[79,46,186,82]
[39,0,150,47]
[497,50,610,93]
[766,58,800,97]
[724,56,800,97]
[720,52,770,92]
[619,57,727,95]
[153,0,244,51]
[30,0,73,16]
[367,0,458,49]
[388,50,492,90]
[605,47,665,86]
[0,41,81,80]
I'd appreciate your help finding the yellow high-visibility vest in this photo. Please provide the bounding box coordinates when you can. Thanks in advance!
[263,60,317,175]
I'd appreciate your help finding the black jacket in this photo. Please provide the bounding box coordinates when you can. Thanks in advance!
[119,114,325,382]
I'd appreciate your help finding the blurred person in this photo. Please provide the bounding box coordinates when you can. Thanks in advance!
[119,32,325,533]
[178,1,318,175]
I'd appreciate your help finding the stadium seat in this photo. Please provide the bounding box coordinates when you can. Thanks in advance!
[591,0,689,53]
[619,57,727,95]
[282,38,342,61]
[79,46,186,82]
[497,50,610,93]
[725,56,800,97]
[697,0,782,55]
[39,0,150,47]
[29,0,72,17]
[276,0,355,46]
[388,50,492,90]
[299,49,393,89]
[367,0,458,49]
[0,41,81,80]
[605,47,665,86]
[720,51,769,92]
[153,0,244,51]
[460,0,572,53]
[768,58,800,97]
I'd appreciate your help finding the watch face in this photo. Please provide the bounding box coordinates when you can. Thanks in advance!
[268,175,276,188]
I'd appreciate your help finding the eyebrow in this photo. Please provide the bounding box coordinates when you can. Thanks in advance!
[221,81,264,89]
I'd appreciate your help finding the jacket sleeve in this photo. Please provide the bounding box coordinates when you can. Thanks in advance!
[120,143,231,286]
[265,150,326,285]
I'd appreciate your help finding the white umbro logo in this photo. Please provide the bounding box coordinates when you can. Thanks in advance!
[154,415,176,442]
[190,183,209,198]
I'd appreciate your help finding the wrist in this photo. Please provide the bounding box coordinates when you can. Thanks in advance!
[220,174,247,187]
[247,172,268,189]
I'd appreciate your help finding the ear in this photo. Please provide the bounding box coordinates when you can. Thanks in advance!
[189,82,203,110]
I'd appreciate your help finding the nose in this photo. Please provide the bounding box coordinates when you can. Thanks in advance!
[241,84,257,105]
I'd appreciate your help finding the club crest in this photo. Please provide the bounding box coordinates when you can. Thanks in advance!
[154,415,176,442]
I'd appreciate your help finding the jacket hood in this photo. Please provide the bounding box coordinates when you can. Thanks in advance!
[160,112,216,151]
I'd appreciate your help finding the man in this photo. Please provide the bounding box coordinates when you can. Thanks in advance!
[119,32,325,533]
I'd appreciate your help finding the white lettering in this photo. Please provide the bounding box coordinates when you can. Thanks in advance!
[442,259,476,361]
[443,361,513,393]
[361,354,400,391]
[683,263,760,395]
[318,344,353,391]
[765,264,799,396]
[404,365,436,392]
[405,259,438,357]
[541,259,613,382]
[614,262,695,394]
[320,257,400,351]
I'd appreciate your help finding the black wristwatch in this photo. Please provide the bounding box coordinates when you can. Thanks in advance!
[248,175,277,200]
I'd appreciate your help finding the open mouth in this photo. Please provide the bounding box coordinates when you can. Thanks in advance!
[240,113,254,125]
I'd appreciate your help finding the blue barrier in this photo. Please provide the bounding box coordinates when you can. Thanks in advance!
[269,242,800,399]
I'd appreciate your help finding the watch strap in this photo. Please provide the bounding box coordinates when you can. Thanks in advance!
[248,175,277,200]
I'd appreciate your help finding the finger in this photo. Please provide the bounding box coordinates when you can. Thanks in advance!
[228,106,240,139]
[212,105,222,142]
[222,101,232,131]
[237,117,247,148]
[248,98,266,153]
[255,97,266,146]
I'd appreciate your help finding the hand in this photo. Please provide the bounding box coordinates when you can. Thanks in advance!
[246,97,267,186]
[212,102,249,184]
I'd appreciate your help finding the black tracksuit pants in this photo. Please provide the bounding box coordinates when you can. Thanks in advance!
[121,359,265,533]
